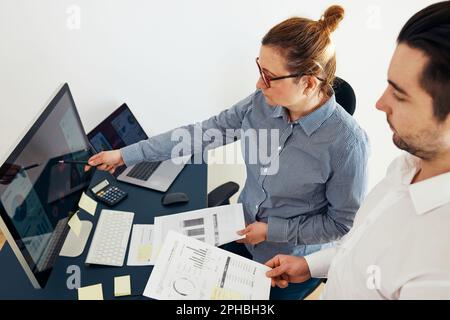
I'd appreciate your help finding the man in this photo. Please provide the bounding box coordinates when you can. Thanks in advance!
[265,1,450,300]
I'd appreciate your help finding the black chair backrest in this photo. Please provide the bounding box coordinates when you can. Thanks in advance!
[333,77,356,116]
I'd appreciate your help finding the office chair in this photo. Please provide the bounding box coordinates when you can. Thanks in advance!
[207,77,356,208]
[333,77,356,116]
[207,182,240,207]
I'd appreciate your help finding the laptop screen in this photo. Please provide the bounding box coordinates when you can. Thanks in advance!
[87,104,148,152]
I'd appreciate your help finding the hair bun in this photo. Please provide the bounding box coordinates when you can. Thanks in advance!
[321,5,345,33]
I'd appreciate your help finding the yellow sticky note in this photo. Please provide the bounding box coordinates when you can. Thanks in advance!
[210,287,243,300]
[78,284,104,300]
[137,244,152,262]
[152,246,162,261]
[114,275,131,297]
[78,192,97,216]
[68,213,82,237]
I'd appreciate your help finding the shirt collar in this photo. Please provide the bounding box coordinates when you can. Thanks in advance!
[409,170,450,216]
[396,154,450,215]
[271,95,337,137]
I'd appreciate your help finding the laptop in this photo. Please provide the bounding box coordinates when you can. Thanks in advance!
[87,103,190,192]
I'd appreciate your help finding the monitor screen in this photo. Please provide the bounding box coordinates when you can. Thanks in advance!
[0,83,93,288]
[87,103,148,153]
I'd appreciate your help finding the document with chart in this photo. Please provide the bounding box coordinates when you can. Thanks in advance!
[151,204,245,261]
[143,231,271,300]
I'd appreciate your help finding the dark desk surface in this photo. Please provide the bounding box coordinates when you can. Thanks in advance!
[0,163,207,299]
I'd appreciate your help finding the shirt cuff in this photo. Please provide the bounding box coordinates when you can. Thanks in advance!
[267,216,289,243]
[304,247,337,279]
[120,144,145,167]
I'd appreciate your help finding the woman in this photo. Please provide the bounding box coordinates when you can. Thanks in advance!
[89,5,369,300]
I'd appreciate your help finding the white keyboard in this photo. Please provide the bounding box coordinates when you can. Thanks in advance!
[85,210,134,266]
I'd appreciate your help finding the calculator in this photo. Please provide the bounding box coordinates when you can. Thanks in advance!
[90,179,127,207]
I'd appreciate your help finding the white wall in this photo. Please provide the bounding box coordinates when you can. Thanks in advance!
[0,0,437,192]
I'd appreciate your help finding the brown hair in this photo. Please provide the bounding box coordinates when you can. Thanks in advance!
[262,5,345,96]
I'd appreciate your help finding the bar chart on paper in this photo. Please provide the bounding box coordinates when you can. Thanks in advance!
[143,231,271,300]
[151,204,246,263]
[183,218,206,242]
[187,246,208,269]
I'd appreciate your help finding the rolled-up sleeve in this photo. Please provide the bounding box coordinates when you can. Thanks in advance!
[267,130,370,245]
[120,94,254,167]
[304,246,339,278]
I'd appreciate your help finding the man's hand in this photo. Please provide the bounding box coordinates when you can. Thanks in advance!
[265,255,312,288]
[87,150,125,175]
[236,222,268,245]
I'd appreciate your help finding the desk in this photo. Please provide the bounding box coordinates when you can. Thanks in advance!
[0,162,207,299]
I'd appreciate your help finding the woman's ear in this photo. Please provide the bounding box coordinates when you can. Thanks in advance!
[302,76,321,96]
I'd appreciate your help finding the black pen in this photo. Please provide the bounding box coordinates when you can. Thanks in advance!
[22,164,40,170]
[58,160,90,165]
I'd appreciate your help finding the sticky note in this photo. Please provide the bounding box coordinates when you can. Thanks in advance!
[210,287,243,300]
[78,284,104,300]
[78,192,97,216]
[68,213,82,237]
[114,275,131,297]
[137,244,152,262]
[151,246,162,262]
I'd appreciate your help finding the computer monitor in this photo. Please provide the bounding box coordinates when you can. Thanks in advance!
[0,83,94,289]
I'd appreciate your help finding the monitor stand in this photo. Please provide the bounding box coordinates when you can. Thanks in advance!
[59,221,93,258]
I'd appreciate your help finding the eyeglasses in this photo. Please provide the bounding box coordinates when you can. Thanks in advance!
[256,57,325,88]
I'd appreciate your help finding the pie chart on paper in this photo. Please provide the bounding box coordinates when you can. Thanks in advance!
[172,277,196,297]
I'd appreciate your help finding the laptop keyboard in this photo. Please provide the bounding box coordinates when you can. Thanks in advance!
[126,161,162,181]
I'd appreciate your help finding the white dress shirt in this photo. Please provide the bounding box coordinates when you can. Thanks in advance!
[305,153,450,300]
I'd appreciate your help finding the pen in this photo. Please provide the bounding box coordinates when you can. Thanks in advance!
[58,160,90,165]
[22,164,40,171]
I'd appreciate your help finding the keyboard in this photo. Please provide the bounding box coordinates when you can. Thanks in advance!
[126,161,161,181]
[85,210,134,266]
